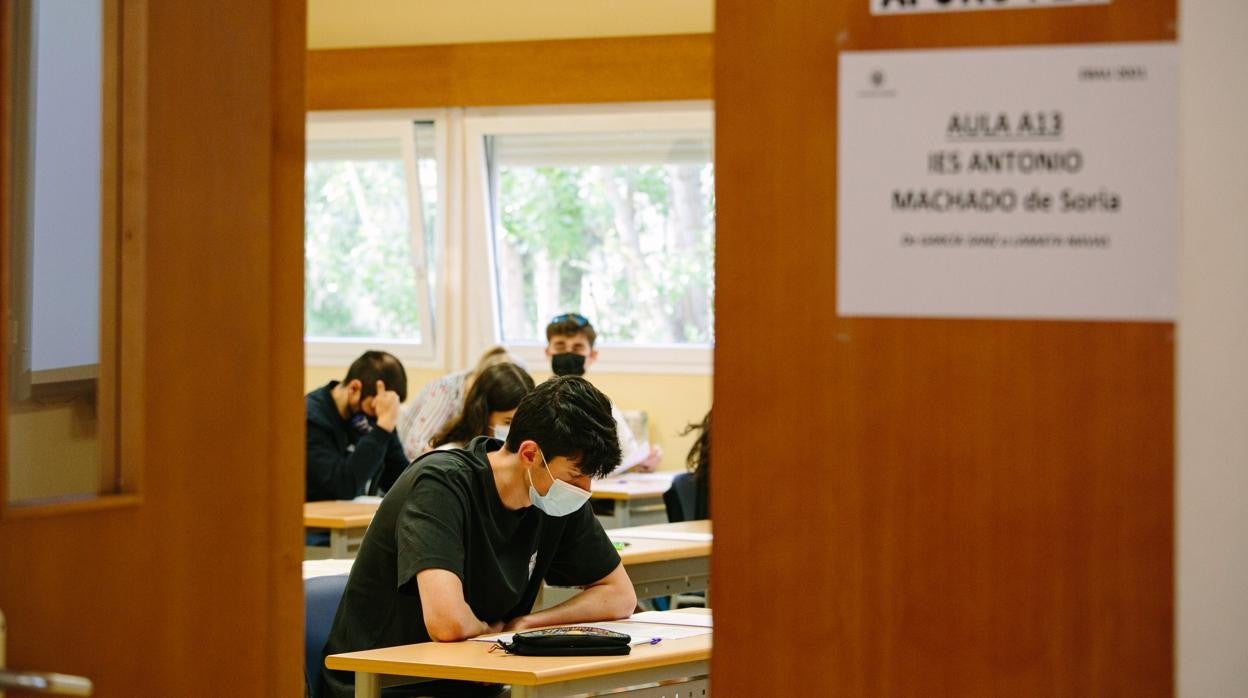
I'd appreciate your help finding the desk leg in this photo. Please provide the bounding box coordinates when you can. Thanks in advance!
[330,529,349,558]
[354,671,380,698]
[617,502,631,528]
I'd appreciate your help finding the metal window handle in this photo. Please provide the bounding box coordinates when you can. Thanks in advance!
[0,670,93,695]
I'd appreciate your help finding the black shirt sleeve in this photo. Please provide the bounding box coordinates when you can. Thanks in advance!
[396,466,469,590]
[306,419,393,501]
[544,502,621,587]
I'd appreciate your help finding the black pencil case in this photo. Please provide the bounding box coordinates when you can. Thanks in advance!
[496,626,632,656]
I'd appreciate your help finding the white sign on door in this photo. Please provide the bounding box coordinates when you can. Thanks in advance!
[872,0,1110,14]
[836,43,1177,321]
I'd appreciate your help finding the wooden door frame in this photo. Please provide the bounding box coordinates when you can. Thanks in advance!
[0,1,305,694]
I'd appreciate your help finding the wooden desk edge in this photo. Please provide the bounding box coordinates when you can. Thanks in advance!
[325,637,710,686]
[617,544,711,565]
[303,514,375,528]
[588,490,643,501]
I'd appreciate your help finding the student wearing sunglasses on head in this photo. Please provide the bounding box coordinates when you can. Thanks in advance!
[545,313,663,473]
[320,376,636,698]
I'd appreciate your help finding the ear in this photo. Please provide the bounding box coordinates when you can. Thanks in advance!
[543,345,554,358]
[517,439,541,465]
[586,349,599,367]
[345,379,363,397]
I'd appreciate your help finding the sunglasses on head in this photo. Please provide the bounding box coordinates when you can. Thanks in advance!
[550,313,589,327]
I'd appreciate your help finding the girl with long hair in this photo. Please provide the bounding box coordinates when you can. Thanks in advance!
[428,362,534,450]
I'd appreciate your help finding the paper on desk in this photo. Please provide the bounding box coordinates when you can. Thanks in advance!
[352,495,383,504]
[302,558,354,579]
[609,530,712,542]
[628,611,713,628]
[602,472,676,485]
[473,621,709,645]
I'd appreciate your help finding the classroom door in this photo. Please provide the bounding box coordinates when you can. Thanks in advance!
[0,1,305,695]
[713,1,1176,695]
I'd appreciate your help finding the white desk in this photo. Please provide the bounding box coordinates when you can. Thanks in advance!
[591,472,675,528]
[610,520,711,601]
[303,558,355,579]
[537,520,712,609]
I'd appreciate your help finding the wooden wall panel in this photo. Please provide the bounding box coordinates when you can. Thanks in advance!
[713,1,1175,695]
[307,33,712,110]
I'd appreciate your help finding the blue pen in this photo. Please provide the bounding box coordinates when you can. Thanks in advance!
[649,637,661,645]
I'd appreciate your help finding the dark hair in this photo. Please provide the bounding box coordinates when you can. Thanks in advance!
[545,313,598,347]
[682,411,711,485]
[430,363,534,448]
[344,351,408,402]
[505,376,621,478]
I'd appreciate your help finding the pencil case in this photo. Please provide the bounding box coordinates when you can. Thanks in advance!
[496,626,632,656]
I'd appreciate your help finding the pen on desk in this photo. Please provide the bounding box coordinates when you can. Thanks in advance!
[649,637,662,645]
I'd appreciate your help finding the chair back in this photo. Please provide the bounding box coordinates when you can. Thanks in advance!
[664,472,702,522]
[305,574,349,698]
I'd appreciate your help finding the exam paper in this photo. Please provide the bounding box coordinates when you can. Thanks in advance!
[609,530,712,542]
[628,611,713,628]
[302,558,354,579]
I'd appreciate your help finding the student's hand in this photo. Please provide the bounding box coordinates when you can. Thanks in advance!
[482,620,505,635]
[373,381,401,432]
[633,445,663,472]
[502,615,537,632]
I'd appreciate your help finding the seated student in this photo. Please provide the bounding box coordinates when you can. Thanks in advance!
[305,350,410,502]
[429,363,535,450]
[396,345,520,461]
[667,410,711,521]
[321,376,637,698]
[545,313,662,473]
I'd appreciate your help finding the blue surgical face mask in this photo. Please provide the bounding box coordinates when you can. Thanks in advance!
[492,425,510,441]
[526,449,590,517]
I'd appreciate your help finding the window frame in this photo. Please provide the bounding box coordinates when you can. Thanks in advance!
[303,112,449,369]
[462,102,714,375]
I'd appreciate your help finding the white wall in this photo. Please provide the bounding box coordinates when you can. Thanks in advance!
[1177,0,1248,694]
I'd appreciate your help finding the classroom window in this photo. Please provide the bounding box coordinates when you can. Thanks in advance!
[485,124,715,348]
[304,120,440,364]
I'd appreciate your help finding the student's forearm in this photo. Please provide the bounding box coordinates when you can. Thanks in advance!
[425,602,495,642]
[418,568,503,641]
[511,582,636,631]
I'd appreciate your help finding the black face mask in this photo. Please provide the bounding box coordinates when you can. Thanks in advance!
[551,352,587,377]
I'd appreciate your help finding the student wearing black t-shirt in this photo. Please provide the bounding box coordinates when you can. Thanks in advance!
[321,376,636,698]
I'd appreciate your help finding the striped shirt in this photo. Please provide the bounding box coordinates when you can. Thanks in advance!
[397,370,470,461]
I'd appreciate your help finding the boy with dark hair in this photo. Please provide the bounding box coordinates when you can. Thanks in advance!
[305,350,411,501]
[545,312,662,471]
[321,376,636,698]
